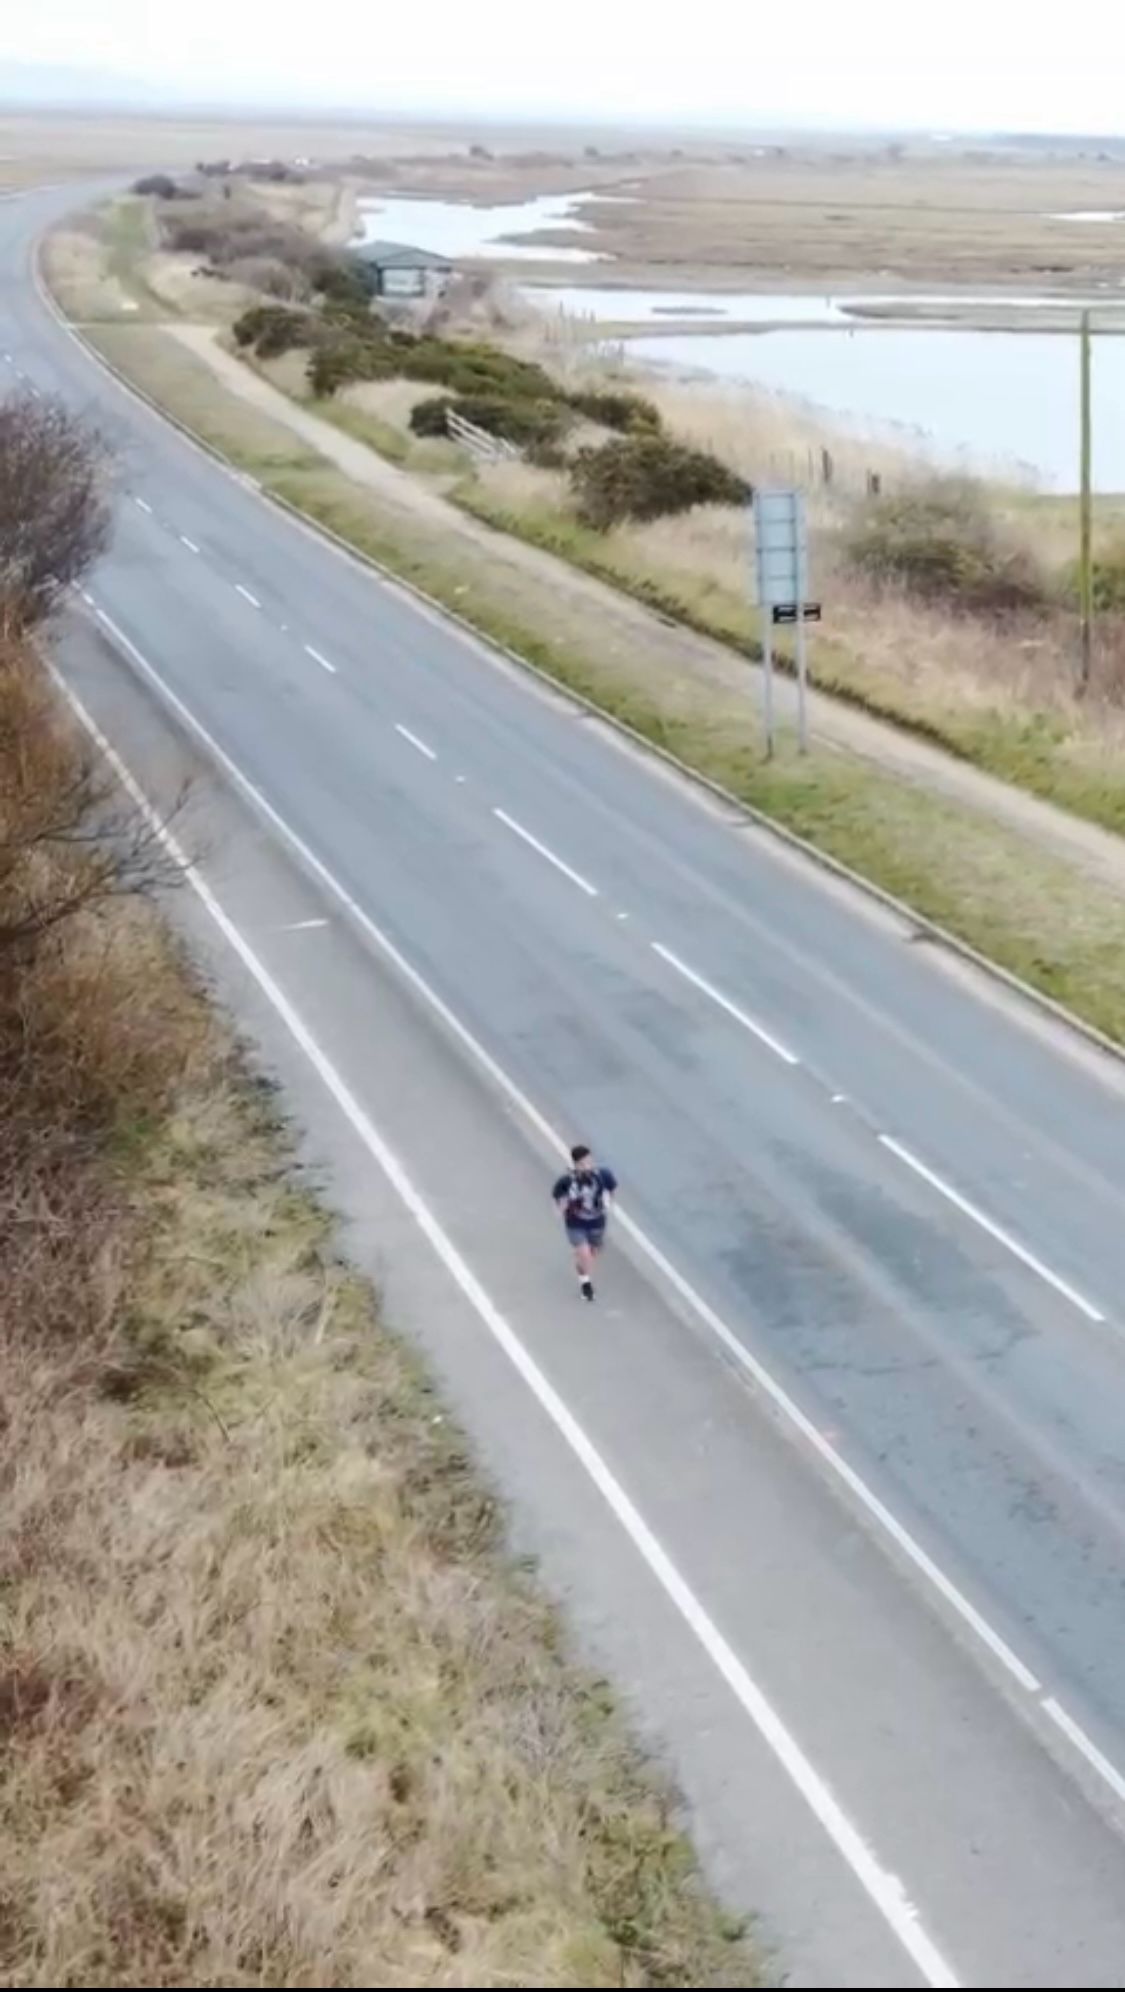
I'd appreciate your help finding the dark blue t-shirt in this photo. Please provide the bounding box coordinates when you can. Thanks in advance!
[553,1165,617,1229]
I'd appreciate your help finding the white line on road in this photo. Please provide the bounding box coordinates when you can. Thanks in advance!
[303,643,337,676]
[283,917,329,932]
[652,942,800,1066]
[878,1135,1105,1323]
[395,721,436,760]
[492,807,599,897]
[179,535,200,553]
[84,606,1045,1705]
[48,663,962,1992]
[235,583,261,609]
[1043,1698,1125,1808]
[133,496,152,513]
[29,384,41,397]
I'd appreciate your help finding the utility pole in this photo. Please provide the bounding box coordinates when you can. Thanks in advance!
[1078,310,1093,696]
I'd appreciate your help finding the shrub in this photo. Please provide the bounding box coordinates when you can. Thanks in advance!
[0,394,112,627]
[308,334,394,398]
[408,395,455,438]
[226,255,304,300]
[313,254,380,312]
[570,435,749,530]
[401,338,558,402]
[410,393,569,449]
[132,173,179,200]
[161,208,327,282]
[232,303,312,357]
[842,478,1046,615]
[565,387,662,435]
[1060,543,1125,615]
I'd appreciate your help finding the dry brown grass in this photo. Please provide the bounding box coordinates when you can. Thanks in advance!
[141,249,261,325]
[40,224,139,323]
[0,633,752,1989]
[341,377,437,431]
[571,156,1125,289]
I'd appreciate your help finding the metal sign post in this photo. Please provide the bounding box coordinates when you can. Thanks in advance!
[753,488,815,756]
[794,555,809,755]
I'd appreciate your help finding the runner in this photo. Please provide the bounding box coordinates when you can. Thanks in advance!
[553,1144,617,1301]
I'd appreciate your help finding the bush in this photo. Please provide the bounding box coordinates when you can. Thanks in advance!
[0,394,112,627]
[565,387,662,435]
[401,338,558,402]
[308,334,394,399]
[843,478,1046,615]
[161,208,326,282]
[570,435,749,530]
[225,255,304,300]
[410,393,570,449]
[132,173,179,200]
[408,395,455,438]
[313,254,380,313]
[232,303,312,356]
[1060,543,1125,615]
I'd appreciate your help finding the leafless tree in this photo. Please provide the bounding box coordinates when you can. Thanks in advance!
[0,392,112,628]
[0,635,180,961]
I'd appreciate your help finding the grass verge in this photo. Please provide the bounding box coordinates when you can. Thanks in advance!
[0,629,755,1987]
[71,191,1125,847]
[63,317,1125,1045]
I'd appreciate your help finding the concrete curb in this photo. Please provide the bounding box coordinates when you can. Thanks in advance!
[32,227,1125,1072]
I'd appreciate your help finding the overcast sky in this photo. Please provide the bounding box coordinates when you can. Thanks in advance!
[8,2,1125,133]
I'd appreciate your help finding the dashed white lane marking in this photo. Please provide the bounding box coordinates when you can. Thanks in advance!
[80,590,94,606]
[283,917,329,932]
[455,773,467,783]
[235,583,262,609]
[652,942,800,1067]
[29,384,41,397]
[492,807,599,897]
[395,721,436,760]
[133,495,152,513]
[83,604,1045,1715]
[37,661,967,1992]
[878,1135,1105,1323]
[1044,1698,1125,1806]
[179,535,200,553]
[304,643,337,676]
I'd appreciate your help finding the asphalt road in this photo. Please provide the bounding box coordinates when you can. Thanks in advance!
[7,182,1125,1987]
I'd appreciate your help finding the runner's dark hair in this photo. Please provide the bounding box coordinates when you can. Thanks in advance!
[570,1143,591,1164]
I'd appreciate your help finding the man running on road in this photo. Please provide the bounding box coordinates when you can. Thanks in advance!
[553,1144,617,1301]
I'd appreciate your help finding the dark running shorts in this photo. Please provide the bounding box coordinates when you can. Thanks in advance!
[566,1221,606,1250]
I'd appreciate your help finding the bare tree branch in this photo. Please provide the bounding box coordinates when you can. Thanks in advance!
[0,391,113,628]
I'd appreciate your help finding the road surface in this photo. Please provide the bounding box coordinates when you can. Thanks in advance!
[5,182,1125,1987]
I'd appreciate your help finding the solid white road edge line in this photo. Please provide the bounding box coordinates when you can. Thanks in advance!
[83,603,1043,1699]
[878,1135,1105,1323]
[1043,1699,1125,1808]
[652,941,800,1066]
[134,495,152,513]
[179,535,200,553]
[492,806,599,897]
[394,721,437,760]
[53,659,960,1992]
[303,643,337,676]
[235,583,262,609]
